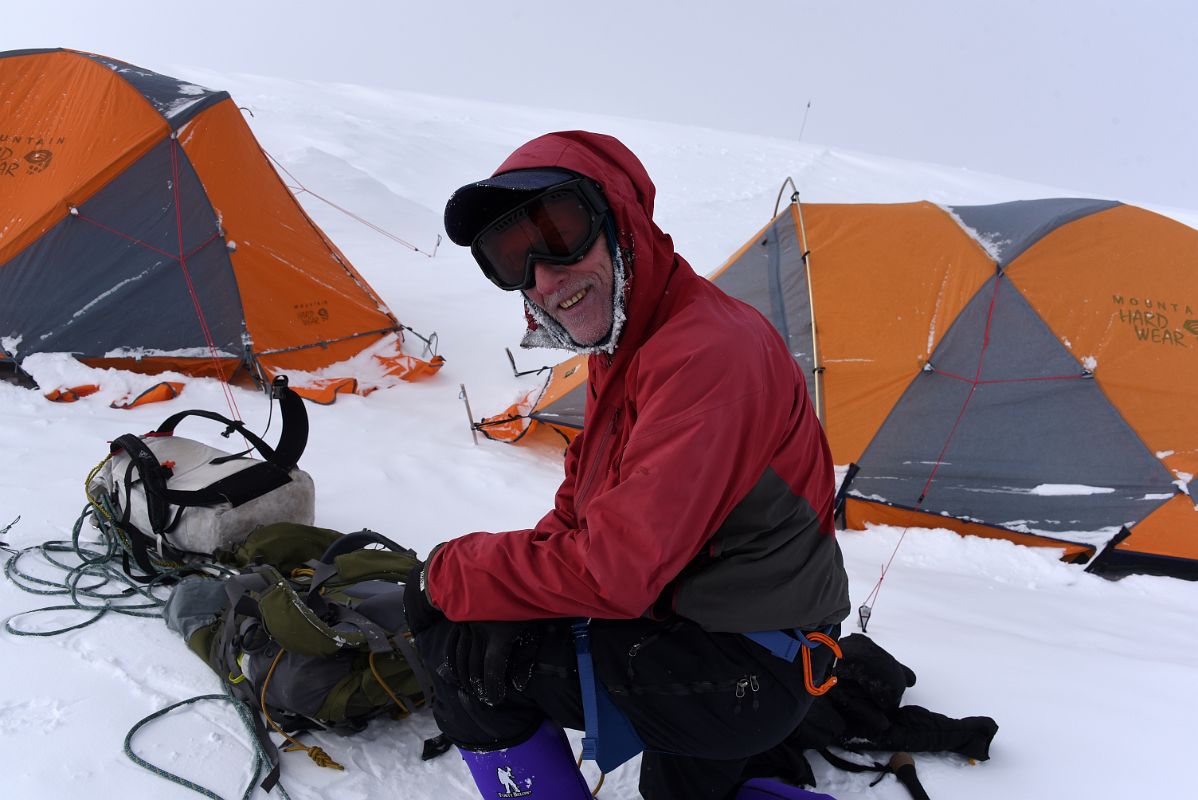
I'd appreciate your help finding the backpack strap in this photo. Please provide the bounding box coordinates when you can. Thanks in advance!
[306,530,416,611]
[108,434,184,581]
[154,376,308,472]
[318,529,414,563]
[306,532,436,707]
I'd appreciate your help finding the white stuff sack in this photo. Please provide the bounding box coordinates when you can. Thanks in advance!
[90,434,315,557]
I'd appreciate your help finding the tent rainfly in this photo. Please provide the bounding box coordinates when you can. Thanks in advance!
[0,48,441,401]
[480,198,1198,580]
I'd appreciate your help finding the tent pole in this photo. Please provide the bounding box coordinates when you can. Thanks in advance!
[791,192,825,426]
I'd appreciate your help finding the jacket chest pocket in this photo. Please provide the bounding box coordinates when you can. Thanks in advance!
[576,407,623,514]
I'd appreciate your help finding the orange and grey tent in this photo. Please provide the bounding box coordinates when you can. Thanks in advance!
[0,48,441,396]
[482,198,1198,579]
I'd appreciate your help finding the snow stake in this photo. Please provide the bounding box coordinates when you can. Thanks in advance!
[459,384,479,445]
[857,603,872,633]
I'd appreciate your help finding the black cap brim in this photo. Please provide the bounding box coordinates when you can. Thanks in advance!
[443,168,578,246]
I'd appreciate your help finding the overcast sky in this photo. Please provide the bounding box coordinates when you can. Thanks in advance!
[5,0,1196,207]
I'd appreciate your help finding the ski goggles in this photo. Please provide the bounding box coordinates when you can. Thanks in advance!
[470,178,610,291]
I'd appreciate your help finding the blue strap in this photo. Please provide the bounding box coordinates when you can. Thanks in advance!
[572,620,644,773]
[743,627,833,663]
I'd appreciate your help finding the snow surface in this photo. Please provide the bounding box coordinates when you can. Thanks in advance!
[2,73,1197,800]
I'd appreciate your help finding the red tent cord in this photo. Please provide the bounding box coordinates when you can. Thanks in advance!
[65,136,246,422]
[263,151,437,256]
[168,135,243,423]
[861,273,1037,623]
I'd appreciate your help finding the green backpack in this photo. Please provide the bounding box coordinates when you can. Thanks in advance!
[163,522,438,783]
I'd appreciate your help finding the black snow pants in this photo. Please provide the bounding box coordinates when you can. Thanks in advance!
[416,616,837,800]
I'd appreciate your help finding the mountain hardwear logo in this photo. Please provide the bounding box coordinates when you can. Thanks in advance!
[24,149,53,174]
[496,765,532,797]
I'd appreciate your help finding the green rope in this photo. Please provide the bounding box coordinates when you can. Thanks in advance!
[3,502,235,637]
[124,690,292,800]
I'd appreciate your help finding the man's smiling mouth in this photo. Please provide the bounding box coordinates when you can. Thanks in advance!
[559,288,589,310]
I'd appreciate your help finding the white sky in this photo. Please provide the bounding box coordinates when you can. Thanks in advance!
[4,0,1196,207]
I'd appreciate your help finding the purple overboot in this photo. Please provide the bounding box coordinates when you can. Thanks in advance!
[736,777,838,799]
[457,720,591,799]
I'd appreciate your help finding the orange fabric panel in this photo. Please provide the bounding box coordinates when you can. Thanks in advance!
[81,356,244,380]
[844,497,1095,561]
[478,404,532,442]
[110,381,185,409]
[289,378,369,405]
[177,99,398,368]
[538,355,588,408]
[256,337,385,376]
[805,203,995,463]
[1117,494,1198,560]
[0,51,167,264]
[482,355,587,443]
[1006,205,1198,470]
[44,384,99,402]
[375,352,445,382]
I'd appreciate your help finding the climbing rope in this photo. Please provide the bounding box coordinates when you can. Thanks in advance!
[2,472,282,799]
[124,689,293,800]
[3,459,236,636]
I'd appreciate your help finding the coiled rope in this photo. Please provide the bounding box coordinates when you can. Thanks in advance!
[1,466,280,799]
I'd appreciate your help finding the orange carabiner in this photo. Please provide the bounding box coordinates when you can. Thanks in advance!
[801,631,843,696]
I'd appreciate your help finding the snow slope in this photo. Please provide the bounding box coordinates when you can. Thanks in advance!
[2,73,1196,800]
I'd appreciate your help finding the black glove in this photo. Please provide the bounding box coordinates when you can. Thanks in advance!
[445,621,542,707]
[402,562,444,636]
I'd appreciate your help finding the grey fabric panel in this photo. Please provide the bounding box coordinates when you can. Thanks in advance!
[259,650,352,718]
[163,575,230,639]
[532,381,587,430]
[81,52,229,128]
[674,466,850,632]
[948,198,1121,267]
[0,137,243,359]
[853,277,1174,537]
[710,215,816,399]
[0,48,63,59]
[931,275,1088,382]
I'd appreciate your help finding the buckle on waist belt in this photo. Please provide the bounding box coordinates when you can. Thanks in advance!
[744,627,843,697]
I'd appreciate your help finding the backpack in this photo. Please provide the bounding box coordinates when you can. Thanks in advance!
[163,522,439,790]
[87,377,315,581]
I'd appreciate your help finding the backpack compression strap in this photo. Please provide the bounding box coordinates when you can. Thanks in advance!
[107,432,195,581]
[154,377,308,472]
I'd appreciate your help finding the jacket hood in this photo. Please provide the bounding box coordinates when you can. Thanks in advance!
[492,131,693,364]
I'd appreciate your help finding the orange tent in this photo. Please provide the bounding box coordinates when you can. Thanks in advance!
[484,198,1198,579]
[0,48,441,393]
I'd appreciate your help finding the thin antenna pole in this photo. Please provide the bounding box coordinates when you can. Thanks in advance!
[797,100,812,143]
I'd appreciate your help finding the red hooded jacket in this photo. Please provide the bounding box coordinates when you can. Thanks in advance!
[428,132,849,633]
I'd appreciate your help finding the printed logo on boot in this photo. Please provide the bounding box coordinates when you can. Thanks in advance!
[496,765,532,797]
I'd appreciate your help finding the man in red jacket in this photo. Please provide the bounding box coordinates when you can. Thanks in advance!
[405,131,849,800]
